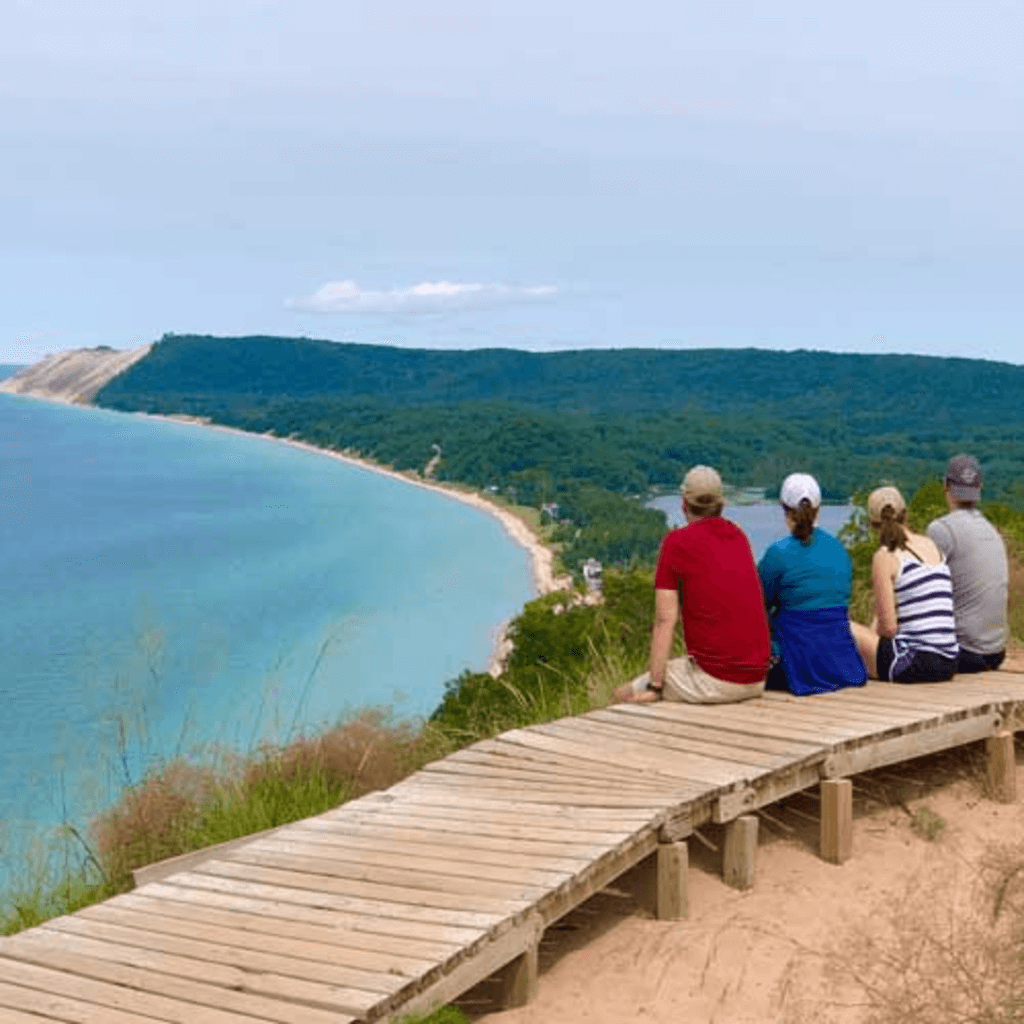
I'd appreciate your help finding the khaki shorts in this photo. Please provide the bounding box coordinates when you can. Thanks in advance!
[630,656,765,704]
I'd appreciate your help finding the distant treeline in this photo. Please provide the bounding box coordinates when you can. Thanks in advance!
[96,334,1024,570]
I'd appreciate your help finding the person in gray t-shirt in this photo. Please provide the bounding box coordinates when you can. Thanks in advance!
[927,454,1008,672]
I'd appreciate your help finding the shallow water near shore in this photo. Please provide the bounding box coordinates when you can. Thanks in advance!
[0,393,532,877]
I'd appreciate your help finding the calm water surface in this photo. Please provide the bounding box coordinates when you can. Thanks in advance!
[0,393,532,870]
[647,494,854,559]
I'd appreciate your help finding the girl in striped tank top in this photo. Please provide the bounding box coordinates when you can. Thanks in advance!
[850,486,959,683]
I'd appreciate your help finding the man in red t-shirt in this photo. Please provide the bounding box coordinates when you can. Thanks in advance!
[613,465,770,704]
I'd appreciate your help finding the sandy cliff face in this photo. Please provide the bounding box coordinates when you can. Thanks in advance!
[0,345,152,404]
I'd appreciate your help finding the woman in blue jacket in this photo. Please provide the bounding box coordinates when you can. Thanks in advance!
[758,473,867,695]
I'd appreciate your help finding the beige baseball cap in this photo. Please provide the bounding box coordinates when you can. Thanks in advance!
[682,465,723,502]
[867,486,906,524]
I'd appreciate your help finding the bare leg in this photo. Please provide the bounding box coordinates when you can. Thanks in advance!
[849,621,880,679]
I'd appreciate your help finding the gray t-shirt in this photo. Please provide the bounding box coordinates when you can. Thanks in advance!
[927,509,1008,654]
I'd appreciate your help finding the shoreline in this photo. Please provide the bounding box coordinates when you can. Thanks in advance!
[154,414,572,601]
[153,415,574,678]
[1,384,574,677]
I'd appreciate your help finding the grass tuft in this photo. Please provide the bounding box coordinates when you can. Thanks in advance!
[910,805,946,842]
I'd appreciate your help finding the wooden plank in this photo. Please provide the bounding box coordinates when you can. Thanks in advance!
[36,919,390,1013]
[496,727,725,787]
[437,749,670,792]
[722,816,758,890]
[224,847,552,903]
[117,890,438,976]
[816,683,988,712]
[820,779,852,864]
[72,902,421,987]
[0,959,277,1024]
[334,804,634,845]
[524,720,754,786]
[939,675,1024,692]
[410,768,677,806]
[607,704,825,757]
[191,858,533,916]
[823,712,1000,777]
[346,798,647,839]
[142,867,505,928]
[0,979,171,1024]
[419,757,670,793]
[278,825,592,875]
[0,1003,61,1024]
[1,933,357,1024]
[150,873,468,963]
[432,746,668,785]
[703,702,904,739]
[470,736,709,784]
[768,683,964,708]
[901,681,1024,703]
[382,785,661,827]
[633,702,869,743]
[986,731,1017,803]
[575,714,796,771]
[758,692,941,727]
[293,818,610,860]
[347,788,655,829]
[243,836,573,891]
[584,709,800,767]
[485,728,713,783]
[656,842,688,920]
[388,776,671,809]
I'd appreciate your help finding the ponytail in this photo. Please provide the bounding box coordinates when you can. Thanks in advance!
[877,504,909,552]
[788,499,817,543]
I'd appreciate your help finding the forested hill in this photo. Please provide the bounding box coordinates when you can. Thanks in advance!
[100,333,1021,426]
[97,334,1024,498]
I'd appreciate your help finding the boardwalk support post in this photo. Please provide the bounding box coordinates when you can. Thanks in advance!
[499,941,539,1009]
[656,840,689,919]
[820,778,853,864]
[723,815,758,890]
[986,730,1017,803]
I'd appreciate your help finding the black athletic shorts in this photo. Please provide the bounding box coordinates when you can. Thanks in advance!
[957,648,1005,674]
[876,637,957,684]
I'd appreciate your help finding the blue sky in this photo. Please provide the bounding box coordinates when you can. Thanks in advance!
[2,0,1021,364]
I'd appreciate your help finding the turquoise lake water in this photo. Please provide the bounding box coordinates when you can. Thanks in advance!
[0,392,533,871]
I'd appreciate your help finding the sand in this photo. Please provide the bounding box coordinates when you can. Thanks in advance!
[464,751,1024,1024]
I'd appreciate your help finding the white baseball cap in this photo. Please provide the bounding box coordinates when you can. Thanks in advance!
[780,473,821,509]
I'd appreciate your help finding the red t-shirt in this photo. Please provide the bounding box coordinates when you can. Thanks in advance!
[654,515,770,684]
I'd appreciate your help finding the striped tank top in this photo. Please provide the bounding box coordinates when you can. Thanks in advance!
[893,551,959,660]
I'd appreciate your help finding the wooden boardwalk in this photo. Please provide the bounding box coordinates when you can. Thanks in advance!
[3,673,1024,1023]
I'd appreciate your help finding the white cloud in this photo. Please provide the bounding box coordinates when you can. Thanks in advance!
[288,280,557,314]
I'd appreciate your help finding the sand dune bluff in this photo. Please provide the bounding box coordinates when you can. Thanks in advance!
[0,345,151,404]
